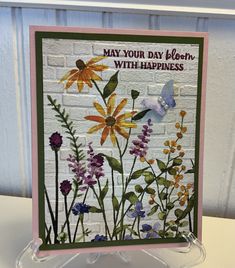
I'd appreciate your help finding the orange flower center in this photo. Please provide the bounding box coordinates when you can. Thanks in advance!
[76,59,86,70]
[105,116,116,127]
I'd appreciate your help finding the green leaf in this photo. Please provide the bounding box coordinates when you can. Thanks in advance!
[165,231,174,238]
[158,211,166,220]
[163,180,171,188]
[159,192,167,200]
[156,159,166,172]
[89,206,103,213]
[100,179,109,200]
[147,205,159,216]
[174,209,184,218]
[157,177,166,185]
[112,196,119,211]
[170,226,178,232]
[131,90,140,100]
[100,154,123,174]
[130,167,149,180]
[173,158,183,166]
[132,109,151,121]
[185,168,195,174]
[126,226,138,236]
[179,221,189,227]
[145,187,156,195]
[124,192,139,205]
[168,167,177,175]
[143,171,155,184]
[177,194,195,221]
[135,184,144,193]
[103,71,119,98]
[166,202,174,210]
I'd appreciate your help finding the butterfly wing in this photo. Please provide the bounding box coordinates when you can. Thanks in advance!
[142,98,166,117]
[161,80,176,108]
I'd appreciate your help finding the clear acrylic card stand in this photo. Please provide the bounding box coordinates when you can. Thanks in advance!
[16,232,206,268]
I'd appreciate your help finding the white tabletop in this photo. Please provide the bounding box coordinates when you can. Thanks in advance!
[0,195,234,267]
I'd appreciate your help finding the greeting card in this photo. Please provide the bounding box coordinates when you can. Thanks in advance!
[30,26,207,255]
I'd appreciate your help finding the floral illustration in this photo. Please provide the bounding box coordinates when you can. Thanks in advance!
[44,55,196,246]
[59,56,108,92]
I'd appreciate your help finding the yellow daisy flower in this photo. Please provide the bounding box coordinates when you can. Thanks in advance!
[59,56,108,92]
[84,93,137,146]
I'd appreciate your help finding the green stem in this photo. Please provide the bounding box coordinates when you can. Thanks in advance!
[92,186,112,240]
[44,185,55,232]
[92,79,107,106]
[64,195,71,243]
[54,150,59,244]
[72,188,89,243]
[80,214,85,242]
[121,98,135,157]
[111,169,118,240]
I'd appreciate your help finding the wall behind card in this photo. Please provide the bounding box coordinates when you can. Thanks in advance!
[0,3,235,220]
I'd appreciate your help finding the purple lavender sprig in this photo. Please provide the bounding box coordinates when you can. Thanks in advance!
[67,142,104,189]
[130,118,153,159]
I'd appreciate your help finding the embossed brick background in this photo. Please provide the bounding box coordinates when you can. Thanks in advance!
[43,38,199,240]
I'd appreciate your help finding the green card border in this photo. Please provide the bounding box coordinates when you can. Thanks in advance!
[35,31,204,251]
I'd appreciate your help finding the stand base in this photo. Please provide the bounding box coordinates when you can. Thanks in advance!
[16,233,206,268]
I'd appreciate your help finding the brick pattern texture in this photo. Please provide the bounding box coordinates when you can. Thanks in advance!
[42,38,199,242]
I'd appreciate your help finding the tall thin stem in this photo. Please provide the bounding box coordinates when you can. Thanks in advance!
[64,195,71,243]
[92,79,107,106]
[54,150,59,244]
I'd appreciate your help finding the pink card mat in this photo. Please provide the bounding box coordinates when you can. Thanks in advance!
[30,26,208,256]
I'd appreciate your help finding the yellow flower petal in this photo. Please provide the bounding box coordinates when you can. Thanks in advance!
[107,93,116,116]
[110,128,117,146]
[118,122,137,128]
[101,126,110,145]
[93,102,106,117]
[59,69,78,83]
[84,115,105,123]
[87,123,105,133]
[112,98,127,117]
[90,64,109,72]
[114,125,129,139]
[65,71,80,89]
[86,56,107,66]
[77,80,84,92]
[116,111,136,121]
[89,70,102,81]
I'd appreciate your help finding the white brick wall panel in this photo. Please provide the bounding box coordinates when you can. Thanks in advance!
[43,67,56,80]
[73,42,93,55]
[120,70,154,82]
[43,39,73,55]
[43,80,64,93]
[62,94,100,107]
[47,55,65,67]
[45,160,69,174]
[175,98,197,110]
[65,107,89,121]
[180,85,197,96]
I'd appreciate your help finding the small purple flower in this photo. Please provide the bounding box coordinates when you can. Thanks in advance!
[49,132,63,151]
[87,142,104,180]
[60,180,72,196]
[124,234,133,240]
[141,223,160,239]
[72,202,90,215]
[91,234,107,242]
[127,201,145,218]
[130,119,153,159]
